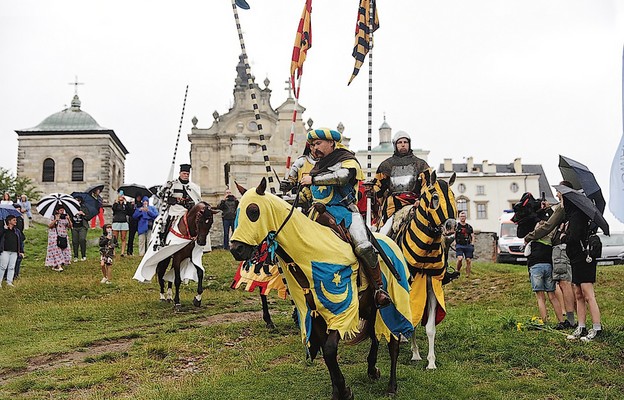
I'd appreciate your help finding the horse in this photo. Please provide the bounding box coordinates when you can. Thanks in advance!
[386,169,457,370]
[133,201,218,310]
[230,178,413,399]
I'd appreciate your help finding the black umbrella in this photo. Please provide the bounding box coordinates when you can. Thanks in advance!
[553,185,610,235]
[70,192,99,220]
[117,184,153,200]
[85,184,105,195]
[558,155,606,213]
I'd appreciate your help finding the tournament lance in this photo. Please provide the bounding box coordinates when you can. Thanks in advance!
[230,0,276,194]
[365,0,375,228]
[152,85,189,250]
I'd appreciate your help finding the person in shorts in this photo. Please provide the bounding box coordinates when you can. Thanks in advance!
[455,211,475,278]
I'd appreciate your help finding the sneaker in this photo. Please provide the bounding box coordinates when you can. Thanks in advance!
[580,329,602,342]
[6,282,15,287]
[81,257,87,261]
[553,322,567,330]
[566,326,588,340]
[105,280,112,285]
[73,258,78,262]
[562,320,576,329]
[100,277,108,284]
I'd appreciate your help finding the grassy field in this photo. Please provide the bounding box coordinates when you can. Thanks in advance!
[0,222,622,399]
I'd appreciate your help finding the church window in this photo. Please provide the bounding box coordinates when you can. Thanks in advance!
[42,158,55,182]
[72,158,84,182]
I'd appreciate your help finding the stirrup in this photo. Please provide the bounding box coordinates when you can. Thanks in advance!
[442,267,460,285]
[374,288,392,309]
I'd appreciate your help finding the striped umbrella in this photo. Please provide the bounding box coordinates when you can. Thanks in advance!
[36,193,81,219]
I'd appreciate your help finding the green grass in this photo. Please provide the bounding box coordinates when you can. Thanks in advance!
[0,222,623,399]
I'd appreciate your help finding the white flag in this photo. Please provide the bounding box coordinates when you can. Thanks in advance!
[610,133,624,223]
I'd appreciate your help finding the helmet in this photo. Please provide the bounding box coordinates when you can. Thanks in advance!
[392,131,411,145]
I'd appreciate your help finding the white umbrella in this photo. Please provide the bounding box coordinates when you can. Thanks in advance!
[36,193,81,219]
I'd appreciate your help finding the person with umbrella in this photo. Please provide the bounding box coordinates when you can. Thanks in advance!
[0,215,24,287]
[46,206,72,272]
[88,185,105,229]
[70,196,90,262]
[557,181,604,342]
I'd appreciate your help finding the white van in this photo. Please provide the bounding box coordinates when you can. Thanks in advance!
[496,211,527,264]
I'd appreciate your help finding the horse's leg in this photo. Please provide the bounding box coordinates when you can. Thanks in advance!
[156,258,169,302]
[425,277,438,370]
[193,265,204,307]
[366,309,381,381]
[410,331,422,361]
[172,259,182,310]
[260,293,276,330]
[387,335,400,395]
[167,281,173,302]
[323,330,352,400]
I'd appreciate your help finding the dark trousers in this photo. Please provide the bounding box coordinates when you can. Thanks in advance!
[72,227,88,258]
[223,218,235,250]
[127,224,138,255]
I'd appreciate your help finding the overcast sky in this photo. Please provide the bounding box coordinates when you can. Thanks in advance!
[1,0,623,230]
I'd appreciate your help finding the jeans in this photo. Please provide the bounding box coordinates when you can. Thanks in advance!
[0,251,18,284]
[72,227,88,258]
[223,218,235,250]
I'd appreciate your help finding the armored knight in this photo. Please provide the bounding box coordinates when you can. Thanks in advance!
[369,131,429,230]
[280,143,317,212]
[301,128,391,307]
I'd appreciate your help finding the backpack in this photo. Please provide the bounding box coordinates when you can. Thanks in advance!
[585,234,602,262]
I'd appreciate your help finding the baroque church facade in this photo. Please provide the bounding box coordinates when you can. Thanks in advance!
[188,56,310,203]
[15,93,128,204]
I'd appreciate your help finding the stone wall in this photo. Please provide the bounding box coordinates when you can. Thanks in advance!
[445,231,498,263]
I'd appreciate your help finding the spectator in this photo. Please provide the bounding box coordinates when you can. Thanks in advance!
[526,219,565,327]
[217,188,239,250]
[16,194,32,230]
[90,188,105,228]
[561,181,603,342]
[71,196,90,262]
[523,192,577,329]
[455,211,475,278]
[132,196,158,256]
[1,192,13,205]
[98,224,117,284]
[0,215,24,287]
[46,207,72,272]
[8,205,25,281]
[126,194,143,256]
[112,195,132,257]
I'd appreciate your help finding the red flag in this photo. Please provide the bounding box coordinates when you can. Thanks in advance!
[290,0,313,81]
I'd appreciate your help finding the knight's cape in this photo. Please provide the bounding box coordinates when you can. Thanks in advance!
[132,217,204,283]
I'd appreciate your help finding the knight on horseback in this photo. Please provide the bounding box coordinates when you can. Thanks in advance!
[154,163,202,248]
[300,128,392,308]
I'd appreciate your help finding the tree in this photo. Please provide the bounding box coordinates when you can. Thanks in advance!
[0,168,42,202]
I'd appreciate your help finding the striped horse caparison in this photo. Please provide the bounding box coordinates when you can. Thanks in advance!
[389,169,457,370]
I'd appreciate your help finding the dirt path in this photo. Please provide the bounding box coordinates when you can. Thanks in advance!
[0,310,262,385]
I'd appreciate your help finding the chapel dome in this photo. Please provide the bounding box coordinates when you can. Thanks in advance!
[26,95,108,132]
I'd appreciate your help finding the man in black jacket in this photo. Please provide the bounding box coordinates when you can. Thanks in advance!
[217,188,239,250]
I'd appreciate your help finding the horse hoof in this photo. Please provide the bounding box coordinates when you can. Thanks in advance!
[193,298,201,307]
[167,299,173,303]
[368,367,380,381]
[266,322,276,330]
[387,384,398,396]
[173,304,182,312]
[160,299,166,303]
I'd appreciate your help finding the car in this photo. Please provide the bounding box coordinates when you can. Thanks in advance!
[596,232,624,266]
[496,211,527,264]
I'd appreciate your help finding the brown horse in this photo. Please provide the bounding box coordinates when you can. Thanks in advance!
[156,201,218,309]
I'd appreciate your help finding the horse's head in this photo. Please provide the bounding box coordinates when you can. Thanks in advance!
[417,169,457,240]
[191,202,219,247]
[230,178,282,261]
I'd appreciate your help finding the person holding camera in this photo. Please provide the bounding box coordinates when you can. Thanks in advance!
[98,224,117,284]
[46,207,72,272]
[112,194,133,257]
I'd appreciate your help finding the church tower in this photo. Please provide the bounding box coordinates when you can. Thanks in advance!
[15,89,128,203]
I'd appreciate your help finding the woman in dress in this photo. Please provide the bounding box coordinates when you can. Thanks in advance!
[1,192,13,205]
[46,207,73,272]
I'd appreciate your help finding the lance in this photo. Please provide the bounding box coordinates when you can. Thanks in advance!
[152,85,189,250]
[285,75,302,172]
[230,0,276,194]
[365,0,375,228]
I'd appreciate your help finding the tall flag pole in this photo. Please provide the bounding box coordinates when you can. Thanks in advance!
[168,85,189,182]
[286,0,313,172]
[349,0,379,226]
[610,45,624,223]
[230,0,276,194]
